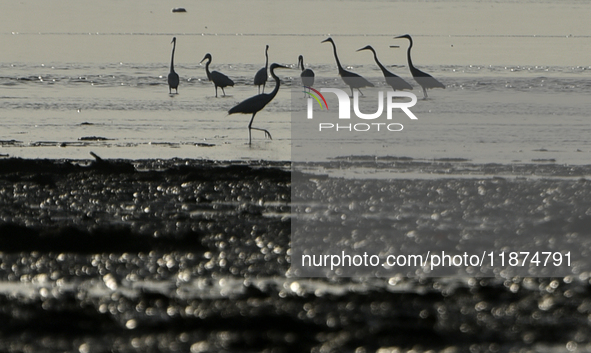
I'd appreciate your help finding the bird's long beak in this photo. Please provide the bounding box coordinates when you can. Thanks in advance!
[390,46,400,48]
[356,46,370,52]
[394,35,404,39]
[321,38,330,43]
[199,56,207,64]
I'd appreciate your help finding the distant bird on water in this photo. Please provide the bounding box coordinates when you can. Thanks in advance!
[298,55,315,92]
[200,53,234,97]
[394,34,445,99]
[228,63,288,145]
[254,45,269,94]
[356,45,413,91]
[321,37,374,97]
[167,37,179,94]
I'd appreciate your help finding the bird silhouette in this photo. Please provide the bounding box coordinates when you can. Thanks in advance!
[321,37,374,97]
[200,53,234,97]
[254,45,269,94]
[356,45,413,91]
[167,37,179,94]
[394,34,445,99]
[228,63,288,145]
[298,55,315,92]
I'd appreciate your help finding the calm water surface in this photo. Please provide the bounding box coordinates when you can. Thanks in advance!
[0,0,590,162]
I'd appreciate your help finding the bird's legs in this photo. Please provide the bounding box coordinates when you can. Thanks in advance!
[305,85,313,97]
[248,113,272,144]
[221,87,226,97]
[262,82,266,94]
[249,127,272,143]
[349,87,365,98]
[215,86,219,98]
[422,87,428,100]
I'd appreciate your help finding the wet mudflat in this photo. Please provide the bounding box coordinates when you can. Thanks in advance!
[1,158,591,352]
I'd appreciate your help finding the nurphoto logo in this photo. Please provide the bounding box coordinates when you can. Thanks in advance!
[303,86,329,111]
[305,87,419,132]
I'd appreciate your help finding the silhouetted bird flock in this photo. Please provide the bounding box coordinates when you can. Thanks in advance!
[168,35,445,144]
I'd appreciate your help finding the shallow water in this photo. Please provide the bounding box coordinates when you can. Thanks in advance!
[1,0,590,163]
[2,61,590,163]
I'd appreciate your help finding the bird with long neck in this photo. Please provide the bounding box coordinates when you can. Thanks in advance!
[200,53,234,97]
[298,55,315,93]
[322,37,374,97]
[356,45,413,91]
[394,34,445,99]
[229,63,288,144]
[167,37,179,94]
[254,45,269,94]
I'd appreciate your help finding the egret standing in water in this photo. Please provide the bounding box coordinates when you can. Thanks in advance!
[298,55,315,92]
[254,45,269,94]
[229,63,288,145]
[356,45,413,91]
[167,37,179,94]
[393,34,445,99]
[200,53,234,97]
[321,37,374,97]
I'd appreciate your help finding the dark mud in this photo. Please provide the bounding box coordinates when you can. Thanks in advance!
[0,158,590,352]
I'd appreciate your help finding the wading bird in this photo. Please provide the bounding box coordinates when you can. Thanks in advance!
[356,45,413,91]
[228,63,288,145]
[167,37,179,94]
[298,55,315,92]
[254,45,269,94]
[321,37,374,97]
[393,34,445,99]
[200,53,234,97]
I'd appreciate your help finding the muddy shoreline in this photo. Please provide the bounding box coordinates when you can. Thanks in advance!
[1,157,590,352]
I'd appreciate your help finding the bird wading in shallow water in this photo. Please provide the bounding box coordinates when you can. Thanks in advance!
[254,45,269,94]
[167,37,179,94]
[200,53,234,97]
[298,55,315,93]
[356,45,413,91]
[228,63,288,145]
[393,34,445,99]
[321,37,374,97]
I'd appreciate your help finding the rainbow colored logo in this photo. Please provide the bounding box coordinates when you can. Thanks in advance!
[303,87,329,110]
